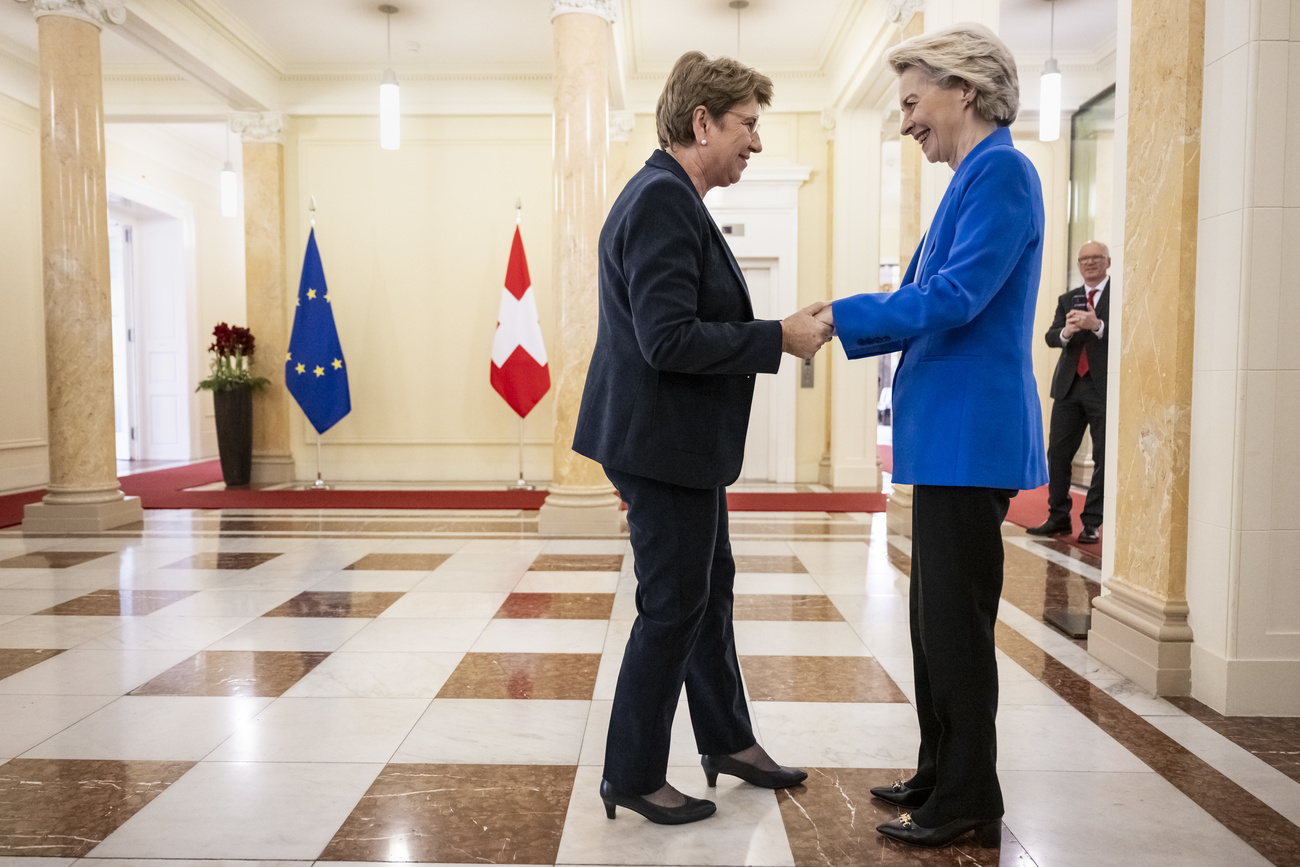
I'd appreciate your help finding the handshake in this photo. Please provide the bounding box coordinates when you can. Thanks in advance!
[781,301,836,360]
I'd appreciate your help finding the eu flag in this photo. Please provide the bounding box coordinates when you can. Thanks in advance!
[286,229,351,434]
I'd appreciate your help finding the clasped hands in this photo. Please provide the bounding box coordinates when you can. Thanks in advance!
[781,301,837,360]
[1061,304,1100,339]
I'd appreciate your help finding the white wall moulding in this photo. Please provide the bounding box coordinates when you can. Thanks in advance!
[231,110,284,144]
[18,0,125,30]
[1089,580,1193,696]
[548,0,617,23]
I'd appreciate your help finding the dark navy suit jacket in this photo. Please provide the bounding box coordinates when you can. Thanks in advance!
[1045,278,1109,400]
[573,150,783,488]
[831,127,1048,491]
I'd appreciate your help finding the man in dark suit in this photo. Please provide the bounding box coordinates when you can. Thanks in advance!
[1028,240,1111,544]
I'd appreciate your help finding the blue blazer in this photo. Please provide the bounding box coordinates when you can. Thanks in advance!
[832,128,1048,490]
[573,150,783,488]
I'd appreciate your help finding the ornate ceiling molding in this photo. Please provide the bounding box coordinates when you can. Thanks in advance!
[230,111,285,144]
[885,0,924,25]
[15,0,126,30]
[548,0,617,24]
[609,109,635,143]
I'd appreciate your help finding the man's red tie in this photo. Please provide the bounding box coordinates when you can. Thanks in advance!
[1076,289,1099,377]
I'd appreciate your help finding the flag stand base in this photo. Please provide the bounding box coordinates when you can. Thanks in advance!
[507,417,534,491]
[510,476,535,491]
[308,431,332,491]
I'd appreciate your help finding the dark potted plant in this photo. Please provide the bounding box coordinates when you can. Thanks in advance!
[197,323,269,487]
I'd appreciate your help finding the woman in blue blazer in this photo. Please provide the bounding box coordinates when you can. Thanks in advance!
[573,52,830,825]
[817,24,1047,848]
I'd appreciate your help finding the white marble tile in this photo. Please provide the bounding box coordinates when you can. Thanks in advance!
[359,538,467,554]
[338,618,489,652]
[733,620,870,656]
[593,652,623,701]
[306,570,431,592]
[410,569,524,592]
[611,589,638,619]
[556,765,794,866]
[578,699,697,768]
[728,540,796,556]
[541,538,628,555]
[394,698,590,765]
[996,705,1149,772]
[825,592,910,624]
[206,696,430,763]
[79,861,307,867]
[207,617,371,652]
[151,589,299,618]
[0,568,61,588]
[1001,769,1274,867]
[281,651,463,698]
[378,591,509,619]
[2,571,122,591]
[456,539,546,556]
[0,587,94,615]
[21,695,273,760]
[77,615,254,651]
[470,618,609,653]
[0,693,117,759]
[515,571,620,593]
[733,573,824,594]
[0,647,195,695]
[749,701,920,768]
[88,761,384,860]
[603,619,634,655]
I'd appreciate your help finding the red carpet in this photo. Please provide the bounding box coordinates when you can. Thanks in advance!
[0,461,886,528]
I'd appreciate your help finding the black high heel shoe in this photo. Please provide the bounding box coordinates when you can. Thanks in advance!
[701,754,808,789]
[869,778,934,807]
[876,812,1002,848]
[599,779,716,825]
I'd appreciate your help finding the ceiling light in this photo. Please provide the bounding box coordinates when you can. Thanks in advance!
[1039,0,1061,142]
[379,4,400,150]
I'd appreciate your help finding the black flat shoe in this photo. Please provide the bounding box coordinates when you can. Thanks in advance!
[702,753,808,789]
[599,779,716,825]
[1026,518,1072,537]
[869,778,934,807]
[1078,525,1101,544]
[876,812,1002,848]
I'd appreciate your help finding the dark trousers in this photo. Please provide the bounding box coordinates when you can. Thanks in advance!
[1046,374,1106,527]
[907,484,1012,826]
[602,467,755,794]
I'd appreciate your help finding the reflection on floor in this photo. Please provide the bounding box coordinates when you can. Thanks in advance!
[0,507,1297,866]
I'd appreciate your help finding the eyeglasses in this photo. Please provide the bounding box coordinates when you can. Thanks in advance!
[1078,255,1108,264]
[726,111,761,135]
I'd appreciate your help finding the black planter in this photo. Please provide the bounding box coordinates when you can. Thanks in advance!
[213,387,254,487]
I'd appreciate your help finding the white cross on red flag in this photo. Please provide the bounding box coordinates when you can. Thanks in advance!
[490,227,551,418]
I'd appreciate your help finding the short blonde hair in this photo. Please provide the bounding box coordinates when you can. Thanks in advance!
[656,51,774,150]
[886,23,1020,127]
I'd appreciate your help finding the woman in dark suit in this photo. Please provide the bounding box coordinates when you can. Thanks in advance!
[816,24,1047,848]
[573,51,830,825]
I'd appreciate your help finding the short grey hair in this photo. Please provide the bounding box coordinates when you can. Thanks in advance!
[886,23,1020,127]
[656,51,774,150]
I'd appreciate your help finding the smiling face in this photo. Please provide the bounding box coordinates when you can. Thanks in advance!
[1077,241,1111,285]
[898,66,974,168]
[699,100,763,190]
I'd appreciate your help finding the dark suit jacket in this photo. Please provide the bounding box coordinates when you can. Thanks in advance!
[1045,278,1110,400]
[573,150,783,489]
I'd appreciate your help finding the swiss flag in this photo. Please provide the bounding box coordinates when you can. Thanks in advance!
[490,227,551,418]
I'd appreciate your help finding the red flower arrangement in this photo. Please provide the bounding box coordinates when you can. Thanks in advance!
[197,322,270,393]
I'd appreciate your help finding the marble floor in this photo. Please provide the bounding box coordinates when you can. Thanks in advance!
[0,506,1297,866]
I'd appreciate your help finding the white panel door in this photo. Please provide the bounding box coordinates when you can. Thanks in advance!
[108,219,136,461]
[739,261,778,483]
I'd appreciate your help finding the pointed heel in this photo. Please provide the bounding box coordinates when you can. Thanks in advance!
[603,798,616,819]
[974,820,1001,847]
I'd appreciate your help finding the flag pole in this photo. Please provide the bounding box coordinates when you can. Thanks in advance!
[306,195,332,491]
[509,195,536,491]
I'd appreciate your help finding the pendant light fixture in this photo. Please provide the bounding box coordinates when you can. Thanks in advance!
[729,0,748,57]
[220,126,237,217]
[1039,0,1062,142]
[379,4,400,150]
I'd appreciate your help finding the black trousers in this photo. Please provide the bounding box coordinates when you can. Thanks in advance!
[907,484,1012,826]
[1046,373,1106,527]
[602,467,755,794]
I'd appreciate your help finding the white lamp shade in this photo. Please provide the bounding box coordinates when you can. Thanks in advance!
[380,68,400,150]
[220,161,237,217]
[1039,59,1062,143]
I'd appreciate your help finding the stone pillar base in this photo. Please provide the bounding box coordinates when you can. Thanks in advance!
[886,483,913,538]
[251,455,296,484]
[538,486,624,536]
[1088,582,1192,696]
[23,496,143,534]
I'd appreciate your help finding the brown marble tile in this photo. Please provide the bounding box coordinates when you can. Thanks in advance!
[0,550,113,569]
[999,544,1099,624]
[529,553,624,572]
[319,763,575,863]
[995,624,1300,866]
[436,652,600,700]
[1025,536,1103,570]
[162,551,283,570]
[0,758,193,857]
[129,650,331,697]
[262,591,404,618]
[0,648,63,680]
[777,767,1021,865]
[733,594,844,621]
[734,554,809,573]
[344,552,453,571]
[741,656,908,703]
[730,522,870,539]
[34,589,196,616]
[1166,696,1300,785]
[494,592,615,620]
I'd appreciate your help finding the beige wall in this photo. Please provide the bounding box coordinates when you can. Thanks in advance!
[0,92,46,494]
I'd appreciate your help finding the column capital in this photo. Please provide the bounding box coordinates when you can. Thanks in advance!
[609,110,635,143]
[15,0,125,29]
[820,108,837,141]
[549,0,617,23]
[231,111,286,144]
[885,0,924,25]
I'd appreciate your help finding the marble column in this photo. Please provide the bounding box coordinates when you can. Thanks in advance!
[231,112,295,484]
[1088,0,1204,696]
[22,0,143,533]
[537,0,622,535]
